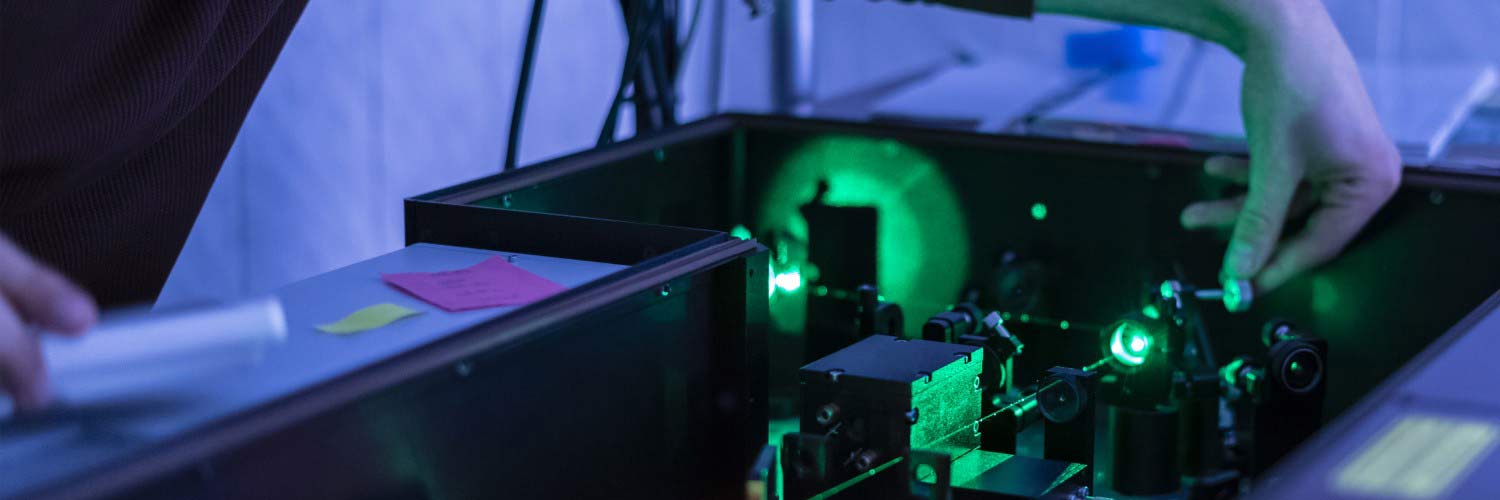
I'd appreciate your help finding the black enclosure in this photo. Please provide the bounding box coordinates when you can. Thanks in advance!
[16,201,767,500]
[418,114,1500,420]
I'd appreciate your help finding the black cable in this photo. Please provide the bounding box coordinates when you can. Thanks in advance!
[599,0,664,147]
[647,16,677,126]
[504,0,546,171]
[632,45,664,131]
[631,0,673,134]
[671,0,704,87]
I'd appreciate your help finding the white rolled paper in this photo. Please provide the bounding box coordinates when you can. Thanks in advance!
[40,296,288,403]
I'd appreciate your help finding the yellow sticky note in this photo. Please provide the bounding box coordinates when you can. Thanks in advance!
[317,303,422,335]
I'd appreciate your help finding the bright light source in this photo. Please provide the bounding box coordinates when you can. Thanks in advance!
[774,269,803,293]
[730,224,753,241]
[1108,321,1152,367]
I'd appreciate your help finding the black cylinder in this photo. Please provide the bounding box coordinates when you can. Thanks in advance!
[1178,388,1223,476]
[1110,403,1181,495]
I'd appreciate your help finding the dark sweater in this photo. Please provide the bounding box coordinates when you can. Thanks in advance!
[0,0,308,306]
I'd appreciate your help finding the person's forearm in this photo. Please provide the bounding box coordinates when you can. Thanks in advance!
[1036,0,1307,57]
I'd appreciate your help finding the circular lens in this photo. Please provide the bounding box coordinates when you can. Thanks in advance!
[1108,321,1153,368]
[1039,376,1085,423]
[1279,347,1323,394]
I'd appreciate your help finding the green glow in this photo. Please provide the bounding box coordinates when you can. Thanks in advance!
[774,269,803,293]
[1030,203,1048,221]
[730,224,753,241]
[1109,322,1152,367]
[1290,361,1303,374]
[1221,358,1246,386]
[1224,282,1245,311]
[757,136,969,334]
[1160,281,1176,300]
[1019,314,1030,323]
[1059,320,1070,330]
[814,285,829,297]
[768,262,776,298]
[1142,304,1161,320]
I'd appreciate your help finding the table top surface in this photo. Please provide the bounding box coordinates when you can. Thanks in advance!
[0,243,627,498]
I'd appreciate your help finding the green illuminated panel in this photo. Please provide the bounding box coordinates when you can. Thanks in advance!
[756,136,970,333]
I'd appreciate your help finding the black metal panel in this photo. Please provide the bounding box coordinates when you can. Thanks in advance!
[452,114,1500,420]
[25,204,764,500]
[117,258,760,500]
[404,200,722,267]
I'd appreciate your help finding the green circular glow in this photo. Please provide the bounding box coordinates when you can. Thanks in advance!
[1030,203,1048,221]
[774,269,803,292]
[757,136,969,333]
[1109,322,1152,367]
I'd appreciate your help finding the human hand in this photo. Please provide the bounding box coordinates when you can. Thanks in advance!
[0,231,97,410]
[1178,2,1401,293]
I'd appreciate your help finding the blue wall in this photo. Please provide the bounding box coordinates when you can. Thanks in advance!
[159,0,1500,307]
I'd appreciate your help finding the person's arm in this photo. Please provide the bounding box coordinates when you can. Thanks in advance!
[1040,0,1402,292]
[0,232,97,410]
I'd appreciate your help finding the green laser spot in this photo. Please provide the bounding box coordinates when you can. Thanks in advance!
[1030,203,1048,221]
[1109,322,1152,367]
[730,224,753,241]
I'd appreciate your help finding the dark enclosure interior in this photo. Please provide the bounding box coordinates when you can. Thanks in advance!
[429,114,1500,423]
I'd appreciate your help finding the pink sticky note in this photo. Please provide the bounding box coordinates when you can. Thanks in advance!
[381,256,567,312]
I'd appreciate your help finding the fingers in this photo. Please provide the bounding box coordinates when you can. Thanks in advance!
[0,232,93,411]
[1181,196,1245,229]
[1222,154,1302,283]
[0,233,96,334]
[1204,156,1250,184]
[1255,198,1375,291]
[1182,188,1316,230]
[1255,165,1396,291]
[0,301,49,411]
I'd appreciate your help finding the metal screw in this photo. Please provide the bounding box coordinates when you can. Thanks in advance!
[853,450,879,472]
[659,284,672,297]
[1190,279,1254,313]
[501,194,513,208]
[905,408,920,425]
[826,369,845,382]
[455,361,474,377]
[973,375,983,391]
